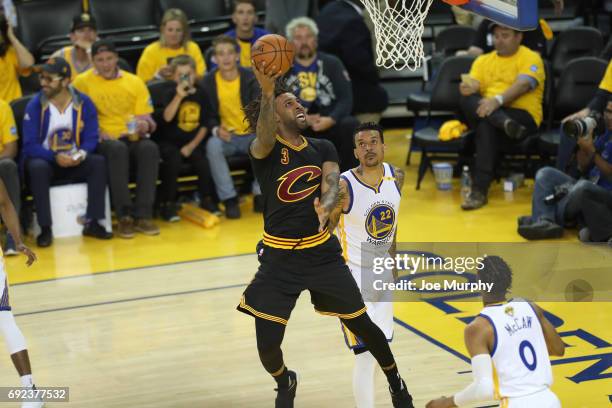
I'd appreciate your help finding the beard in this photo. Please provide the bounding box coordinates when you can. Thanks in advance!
[298,46,315,59]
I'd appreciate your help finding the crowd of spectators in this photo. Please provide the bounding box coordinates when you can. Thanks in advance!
[0,0,610,249]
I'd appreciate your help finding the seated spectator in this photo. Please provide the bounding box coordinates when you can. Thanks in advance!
[457,18,549,57]
[224,0,269,68]
[517,98,612,243]
[557,59,612,171]
[0,98,20,254]
[51,13,98,80]
[265,0,318,34]
[73,40,160,238]
[22,58,111,247]
[0,13,34,102]
[285,17,359,171]
[203,35,261,219]
[155,55,218,221]
[136,8,206,83]
[316,0,388,123]
[459,23,545,210]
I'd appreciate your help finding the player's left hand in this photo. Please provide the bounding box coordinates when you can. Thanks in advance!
[477,97,500,118]
[426,396,456,408]
[17,243,37,267]
[313,197,330,232]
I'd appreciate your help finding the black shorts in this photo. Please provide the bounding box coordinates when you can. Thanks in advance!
[237,235,367,325]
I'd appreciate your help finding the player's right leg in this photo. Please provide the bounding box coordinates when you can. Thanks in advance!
[0,271,43,408]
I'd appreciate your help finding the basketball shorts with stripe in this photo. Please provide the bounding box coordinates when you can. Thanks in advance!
[237,235,367,325]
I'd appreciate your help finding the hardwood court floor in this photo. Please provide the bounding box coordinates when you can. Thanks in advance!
[0,130,609,407]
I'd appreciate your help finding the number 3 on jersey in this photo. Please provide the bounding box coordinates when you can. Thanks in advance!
[519,340,538,371]
[281,148,289,164]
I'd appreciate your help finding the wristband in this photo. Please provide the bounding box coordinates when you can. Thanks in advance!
[494,95,504,106]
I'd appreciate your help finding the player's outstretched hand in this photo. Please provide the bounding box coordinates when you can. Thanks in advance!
[17,243,37,267]
[313,197,330,232]
[252,60,283,96]
[425,396,455,408]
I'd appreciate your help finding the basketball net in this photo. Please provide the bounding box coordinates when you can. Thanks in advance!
[360,0,435,71]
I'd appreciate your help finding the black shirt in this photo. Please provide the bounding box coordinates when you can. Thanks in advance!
[158,84,207,147]
[251,136,338,239]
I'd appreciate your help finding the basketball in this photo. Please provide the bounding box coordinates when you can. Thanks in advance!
[251,34,295,75]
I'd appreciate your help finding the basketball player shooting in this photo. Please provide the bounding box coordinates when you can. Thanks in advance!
[0,179,42,408]
[327,122,405,408]
[237,48,414,406]
[426,256,565,408]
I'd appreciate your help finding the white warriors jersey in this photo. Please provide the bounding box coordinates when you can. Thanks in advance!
[479,299,554,399]
[335,163,401,268]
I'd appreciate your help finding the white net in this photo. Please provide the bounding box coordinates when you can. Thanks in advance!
[360,0,435,71]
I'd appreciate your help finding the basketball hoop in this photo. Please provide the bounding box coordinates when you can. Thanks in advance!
[360,0,435,71]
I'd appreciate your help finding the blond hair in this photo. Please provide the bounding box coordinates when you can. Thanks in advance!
[160,8,190,48]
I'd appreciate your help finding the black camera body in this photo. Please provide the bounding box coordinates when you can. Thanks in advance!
[563,112,603,140]
[544,184,571,205]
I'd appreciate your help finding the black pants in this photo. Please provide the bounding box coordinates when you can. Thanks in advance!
[26,155,107,227]
[0,159,20,215]
[565,180,612,242]
[97,138,159,219]
[304,116,359,172]
[157,142,213,203]
[460,94,538,194]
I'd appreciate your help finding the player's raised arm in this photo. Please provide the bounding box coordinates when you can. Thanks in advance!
[0,179,36,266]
[327,177,349,232]
[249,62,283,159]
[314,160,341,232]
[426,318,495,408]
[531,302,565,357]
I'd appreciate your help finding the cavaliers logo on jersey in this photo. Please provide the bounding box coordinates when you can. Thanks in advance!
[365,204,395,240]
[277,165,321,203]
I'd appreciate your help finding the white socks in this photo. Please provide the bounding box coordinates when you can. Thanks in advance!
[0,311,27,355]
[20,374,33,388]
[353,351,377,408]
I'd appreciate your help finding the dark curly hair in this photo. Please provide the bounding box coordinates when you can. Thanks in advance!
[478,255,513,297]
[243,78,293,134]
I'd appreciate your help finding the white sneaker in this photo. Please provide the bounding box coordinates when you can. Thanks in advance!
[21,401,44,408]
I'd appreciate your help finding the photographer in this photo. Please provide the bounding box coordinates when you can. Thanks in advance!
[517,98,612,243]
[154,55,217,222]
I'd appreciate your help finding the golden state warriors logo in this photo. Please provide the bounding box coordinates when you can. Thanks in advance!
[49,127,75,152]
[365,204,395,240]
[178,101,201,132]
[277,165,321,203]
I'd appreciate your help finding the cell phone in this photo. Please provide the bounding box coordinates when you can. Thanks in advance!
[72,151,84,161]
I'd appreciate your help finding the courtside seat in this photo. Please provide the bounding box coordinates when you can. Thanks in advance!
[550,27,604,76]
[158,0,227,20]
[89,0,159,30]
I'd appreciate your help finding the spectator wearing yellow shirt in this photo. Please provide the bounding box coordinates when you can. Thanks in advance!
[223,0,269,69]
[136,8,206,83]
[0,14,34,102]
[0,99,20,254]
[73,40,160,238]
[50,13,98,80]
[459,23,545,210]
[203,36,261,219]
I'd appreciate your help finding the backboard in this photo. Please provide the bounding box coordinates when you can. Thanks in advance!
[458,0,539,31]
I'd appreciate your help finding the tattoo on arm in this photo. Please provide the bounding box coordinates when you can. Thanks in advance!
[327,180,348,231]
[394,167,405,192]
[320,171,340,212]
[252,93,277,158]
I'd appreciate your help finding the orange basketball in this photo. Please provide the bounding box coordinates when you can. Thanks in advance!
[251,34,295,75]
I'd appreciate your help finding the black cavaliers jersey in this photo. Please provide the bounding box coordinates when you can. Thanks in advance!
[251,135,339,249]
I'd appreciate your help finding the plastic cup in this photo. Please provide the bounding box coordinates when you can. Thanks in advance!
[432,163,453,190]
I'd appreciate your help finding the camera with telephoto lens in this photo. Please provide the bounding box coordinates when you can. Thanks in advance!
[543,183,571,205]
[562,112,603,140]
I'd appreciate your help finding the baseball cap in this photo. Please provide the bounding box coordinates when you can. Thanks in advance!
[72,13,97,32]
[33,57,72,78]
[488,21,516,33]
[91,39,117,56]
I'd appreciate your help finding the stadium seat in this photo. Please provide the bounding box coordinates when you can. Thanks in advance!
[549,27,604,75]
[88,0,159,31]
[9,95,35,146]
[157,0,227,21]
[409,55,475,189]
[434,26,477,57]
[15,0,83,56]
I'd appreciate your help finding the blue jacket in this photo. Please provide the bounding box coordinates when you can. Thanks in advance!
[21,86,99,164]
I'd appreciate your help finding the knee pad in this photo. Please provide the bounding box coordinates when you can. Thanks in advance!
[0,311,27,355]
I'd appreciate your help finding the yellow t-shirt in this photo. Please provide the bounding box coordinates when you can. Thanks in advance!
[136,40,206,83]
[470,45,545,125]
[0,47,23,103]
[0,99,18,153]
[73,69,153,139]
[51,46,92,80]
[238,39,252,68]
[599,60,612,93]
[215,71,249,135]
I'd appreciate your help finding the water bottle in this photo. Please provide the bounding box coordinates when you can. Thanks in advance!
[461,165,471,203]
[127,115,138,141]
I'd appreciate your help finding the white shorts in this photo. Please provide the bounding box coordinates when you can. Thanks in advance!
[341,263,394,351]
[0,260,10,311]
[503,388,561,408]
